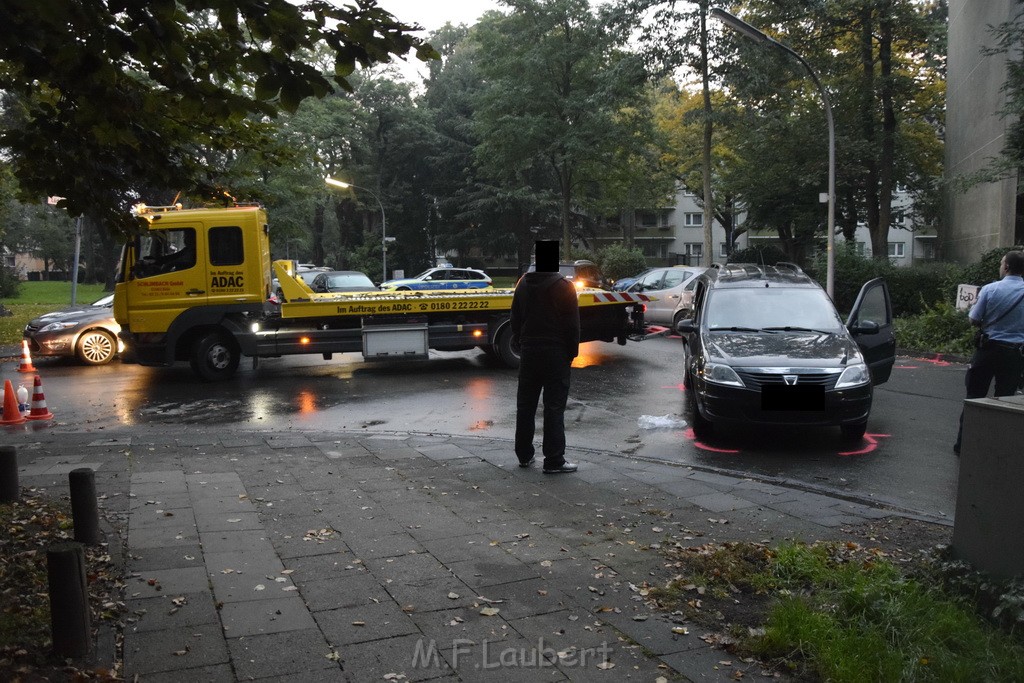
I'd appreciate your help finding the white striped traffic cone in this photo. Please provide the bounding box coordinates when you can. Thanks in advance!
[25,375,53,421]
[1,379,27,426]
[17,339,37,373]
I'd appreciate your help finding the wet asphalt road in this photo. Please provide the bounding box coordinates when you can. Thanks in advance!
[1,335,965,519]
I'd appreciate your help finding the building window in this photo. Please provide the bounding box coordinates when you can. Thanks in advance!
[684,212,703,227]
[887,242,905,258]
[684,243,702,265]
[719,243,729,258]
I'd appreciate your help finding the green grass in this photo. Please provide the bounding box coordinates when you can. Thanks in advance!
[0,281,108,345]
[749,543,1024,682]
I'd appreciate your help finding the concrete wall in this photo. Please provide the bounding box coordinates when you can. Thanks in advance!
[945,0,1018,263]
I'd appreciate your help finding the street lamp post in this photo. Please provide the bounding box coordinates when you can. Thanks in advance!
[710,8,835,299]
[324,176,389,281]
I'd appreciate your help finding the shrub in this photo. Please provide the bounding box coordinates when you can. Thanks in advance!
[947,245,1024,290]
[894,301,975,356]
[0,262,20,299]
[597,243,647,281]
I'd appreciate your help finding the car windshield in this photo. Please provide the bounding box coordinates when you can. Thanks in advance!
[705,288,844,332]
[327,274,373,288]
[413,269,435,279]
[92,294,115,307]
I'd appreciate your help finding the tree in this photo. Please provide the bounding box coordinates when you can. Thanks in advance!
[0,0,436,236]
[472,0,651,261]
[734,0,945,259]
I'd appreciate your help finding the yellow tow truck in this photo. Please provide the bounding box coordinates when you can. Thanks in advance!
[113,203,651,380]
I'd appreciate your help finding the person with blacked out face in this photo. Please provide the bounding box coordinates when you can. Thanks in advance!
[510,240,580,474]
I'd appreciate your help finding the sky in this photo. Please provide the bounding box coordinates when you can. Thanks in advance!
[375,0,503,83]
[376,0,502,33]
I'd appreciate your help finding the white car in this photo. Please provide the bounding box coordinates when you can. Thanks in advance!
[627,266,707,327]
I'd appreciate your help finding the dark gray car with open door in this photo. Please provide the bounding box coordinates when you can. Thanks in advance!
[676,263,896,442]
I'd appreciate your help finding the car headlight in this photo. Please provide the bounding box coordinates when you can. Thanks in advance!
[38,321,79,333]
[702,363,745,387]
[835,363,871,389]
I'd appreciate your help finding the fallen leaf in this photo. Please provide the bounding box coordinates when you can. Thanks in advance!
[352,621,366,626]
[254,584,265,591]
[597,661,615,670]
[479,607,500,617]
[448,592,460,600]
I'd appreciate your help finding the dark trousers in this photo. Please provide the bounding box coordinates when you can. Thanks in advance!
[955,341,1024,451]
[515,345,571,467]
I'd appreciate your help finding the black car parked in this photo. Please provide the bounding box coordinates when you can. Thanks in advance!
[676,263,895,441]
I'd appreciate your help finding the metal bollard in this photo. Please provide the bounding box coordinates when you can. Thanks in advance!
[47,541,91,658]
[69,468,101,545]
[0,445,18,503]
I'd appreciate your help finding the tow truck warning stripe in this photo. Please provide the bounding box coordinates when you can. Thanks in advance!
[591,292,652,303]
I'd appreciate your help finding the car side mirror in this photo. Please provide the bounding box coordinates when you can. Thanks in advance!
[849,320,880,335]
[676,318,696,335]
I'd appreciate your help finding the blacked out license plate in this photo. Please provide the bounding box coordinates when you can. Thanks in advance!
[761,384,825,411]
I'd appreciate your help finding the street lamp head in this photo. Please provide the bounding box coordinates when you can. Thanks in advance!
[710,8,771,45]
[324,176,351,190]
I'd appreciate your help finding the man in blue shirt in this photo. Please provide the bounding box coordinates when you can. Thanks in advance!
[954,250,1024,455]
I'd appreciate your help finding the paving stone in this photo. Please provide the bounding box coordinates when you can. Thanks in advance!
[123,623,229,677]
[126,566,209,599]
[474,577,574,621]
[219,595,318,637]
[433,637,571,682]
[366,552,452,585]
[204,549,290,603]
[227,628,339,680]
[383,574,479,613]
[345,532,425,560]
[408,605,517,650]
[126,592,221,633]
[687,491,760,513]
[296,574,393,612]
[199,529,273,554]
[314,600,420,646]
[417,534,508,564]
[128,544,205,572]
[133,663,235,683]
[447,554,540,589]
[283,551,364,582]
[337,633,455,682]
[268,526,351,559]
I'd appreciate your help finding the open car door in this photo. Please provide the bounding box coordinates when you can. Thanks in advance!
[846,277,896,385]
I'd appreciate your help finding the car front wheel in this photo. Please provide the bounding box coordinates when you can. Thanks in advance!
[685,373,713,439]
[76,329,117,365]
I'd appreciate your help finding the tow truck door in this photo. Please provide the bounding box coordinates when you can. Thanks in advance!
[846,277,896,385]
[121,224,207,333]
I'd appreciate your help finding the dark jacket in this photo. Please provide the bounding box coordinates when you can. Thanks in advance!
[510,272,580,358]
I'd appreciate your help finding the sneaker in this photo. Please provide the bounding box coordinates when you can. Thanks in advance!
[543,462,578,474]
[518,457,536,468]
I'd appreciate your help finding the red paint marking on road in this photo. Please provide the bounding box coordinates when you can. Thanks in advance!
[912,356,952,367]
[661,383,687,392]
[837,432,892,457]
[683,428,741,454]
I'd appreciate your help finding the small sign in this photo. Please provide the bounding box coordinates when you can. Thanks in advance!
[392,270,404,279]
[956,284,980,311]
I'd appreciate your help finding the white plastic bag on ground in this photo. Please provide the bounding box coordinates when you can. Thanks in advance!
[637,414,688,430]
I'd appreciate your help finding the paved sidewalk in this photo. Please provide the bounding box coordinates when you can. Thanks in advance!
[8,427,947,682]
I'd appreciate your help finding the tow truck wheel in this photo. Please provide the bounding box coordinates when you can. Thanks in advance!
[76,329,117,365]
[494,325,521,369]
[190,332,240,381]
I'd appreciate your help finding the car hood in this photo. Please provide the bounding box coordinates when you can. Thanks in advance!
[30,305,113,325]
[705,330,862,368]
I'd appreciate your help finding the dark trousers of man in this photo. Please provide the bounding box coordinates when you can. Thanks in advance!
[955,341,1024,453]
[515,345,571,468]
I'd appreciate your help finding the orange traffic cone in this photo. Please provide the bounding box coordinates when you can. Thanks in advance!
[1,380,27,425]
[17,339,37,373]
[25,375,53,421]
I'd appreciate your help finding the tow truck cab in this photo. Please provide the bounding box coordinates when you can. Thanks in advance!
[114,203,271,369]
